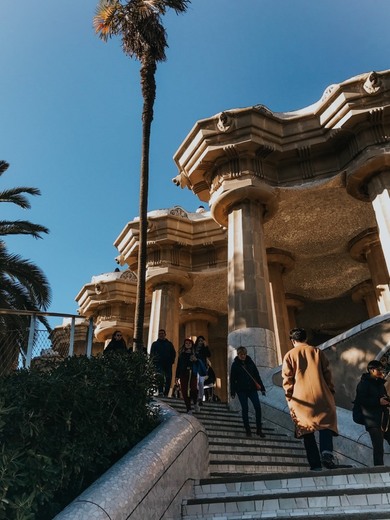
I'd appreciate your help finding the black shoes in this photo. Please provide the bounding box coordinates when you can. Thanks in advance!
[321,452,336,469]
[245,429,252,437]
[256,428,266,438]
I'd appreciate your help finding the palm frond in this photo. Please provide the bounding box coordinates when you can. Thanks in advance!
[0,187,41,208]
[0,161,10,176]
[0,247,52,309]
[94,1,123,41]
[0,220,49,239]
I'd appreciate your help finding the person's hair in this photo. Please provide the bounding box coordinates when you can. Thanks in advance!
[112,330,123,340]
[237,346,247,355]
[158,329,166,334]
[180,338,194,353]
[367,360,384,371]
[194,335,206,347]
[289,328,307,343]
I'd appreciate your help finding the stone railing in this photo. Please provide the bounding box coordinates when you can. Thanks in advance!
[55,402,209,520]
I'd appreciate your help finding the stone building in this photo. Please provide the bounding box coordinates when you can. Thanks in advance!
[75,69,390,402]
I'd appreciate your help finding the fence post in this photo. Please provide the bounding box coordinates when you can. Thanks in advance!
[69,317,75,357]
[25,314,36,368]
[86,318,94,358]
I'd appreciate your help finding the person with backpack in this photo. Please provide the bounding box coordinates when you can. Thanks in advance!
[354,359,390,466]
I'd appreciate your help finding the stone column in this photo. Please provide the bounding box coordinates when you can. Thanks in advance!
[351,280,379,318]
[367,172,390,277]
[224,198,277,373]
[147,283,181,354]
[349,229,390,314]
[285,294,304,332]
[180,311,218,344]
[267,249,295,363]
[208,178,279,399]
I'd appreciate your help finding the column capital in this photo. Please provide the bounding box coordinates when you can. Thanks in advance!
[348,227,379,262]
[179,309,219,326]
[267,248,295,273]
[285,293,305,311]
[346,152,390,201]
[351,280,376,303]
[210,177,278,228]
[146,267,193,294]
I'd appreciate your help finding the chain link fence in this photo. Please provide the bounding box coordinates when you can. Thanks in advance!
[0,310,94,378]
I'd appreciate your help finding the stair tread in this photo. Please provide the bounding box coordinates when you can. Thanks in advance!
[160,397,386,520]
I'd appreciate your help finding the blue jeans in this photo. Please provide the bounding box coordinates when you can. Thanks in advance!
[237,390,262,431]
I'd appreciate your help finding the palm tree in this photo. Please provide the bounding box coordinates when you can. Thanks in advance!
[94,0,190,351]
[0,160,51,373]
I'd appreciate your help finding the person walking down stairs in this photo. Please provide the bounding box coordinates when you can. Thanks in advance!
[175,338,206,414]
[230,346,266,437]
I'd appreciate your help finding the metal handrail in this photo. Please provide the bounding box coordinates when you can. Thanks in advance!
[0,309,94,365]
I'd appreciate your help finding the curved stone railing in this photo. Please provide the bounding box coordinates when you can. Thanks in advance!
[55,402,209,520]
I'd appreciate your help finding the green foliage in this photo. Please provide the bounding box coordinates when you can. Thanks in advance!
[0,352,160,520]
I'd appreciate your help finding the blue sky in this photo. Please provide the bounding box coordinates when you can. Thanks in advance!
[2,0,390,326]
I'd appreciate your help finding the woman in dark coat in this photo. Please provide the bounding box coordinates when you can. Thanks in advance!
[194,335,211,406]
[175,338,205,414]
[230,346,266,437]
[355,359,390,466]
[104,331,128,354]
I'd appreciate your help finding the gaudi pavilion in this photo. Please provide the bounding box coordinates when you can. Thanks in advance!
[71,70,390,402]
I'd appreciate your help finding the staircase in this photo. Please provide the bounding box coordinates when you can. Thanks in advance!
[161,398,390,519]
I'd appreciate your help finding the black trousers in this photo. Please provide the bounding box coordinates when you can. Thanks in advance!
[302,429,334,470]
[367,427,390,466]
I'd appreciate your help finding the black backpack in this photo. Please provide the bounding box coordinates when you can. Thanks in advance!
[352,398,365,425]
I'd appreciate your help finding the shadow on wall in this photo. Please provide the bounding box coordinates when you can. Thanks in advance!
[273,314,390,411]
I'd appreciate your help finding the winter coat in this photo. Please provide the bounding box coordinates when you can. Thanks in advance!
[282,343,338,437]
[175,352,206,379]
[104,339,128,354]
[195,344,211,364]
[150,339,176,370]
[230,355,265,395]
[355,372,389,429]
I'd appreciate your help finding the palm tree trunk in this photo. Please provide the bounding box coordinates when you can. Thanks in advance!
[133,60,156,352]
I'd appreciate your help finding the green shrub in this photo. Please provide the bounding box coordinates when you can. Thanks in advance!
[0,352,160,520]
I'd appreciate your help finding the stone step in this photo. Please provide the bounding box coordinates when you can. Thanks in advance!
[209,440,305,453]
[210,451,308,464]
[209,460,309,477]
[209,439,306,457]
[182,467,390,519]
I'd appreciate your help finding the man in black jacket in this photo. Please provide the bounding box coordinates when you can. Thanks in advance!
[150,329,176,397]
[355,359,390,466]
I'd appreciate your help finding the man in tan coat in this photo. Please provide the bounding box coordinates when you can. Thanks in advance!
[282,328,338,470]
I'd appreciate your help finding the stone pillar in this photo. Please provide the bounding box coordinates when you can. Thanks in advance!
[349,229,390,315]
[147,283,181,354]
[225,198,277,372]
[267,249,295,363]
[285,294,304,332]
[367,172,390,277]
[351,280,379,318]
